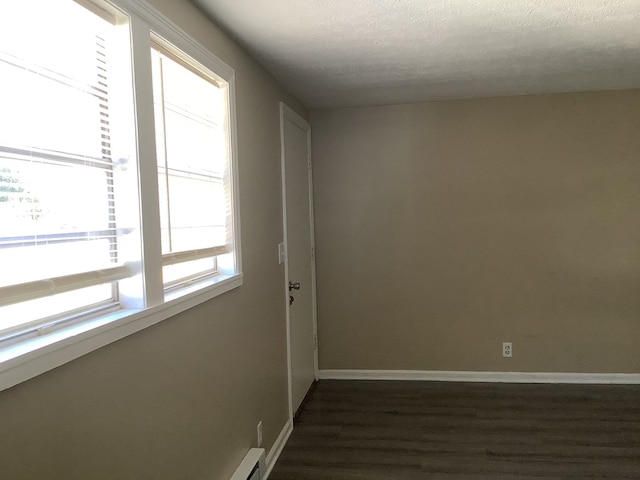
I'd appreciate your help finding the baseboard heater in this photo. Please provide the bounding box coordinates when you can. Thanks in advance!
[229,448,266,480]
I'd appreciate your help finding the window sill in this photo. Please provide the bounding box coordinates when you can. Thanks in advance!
[0,272,243,392]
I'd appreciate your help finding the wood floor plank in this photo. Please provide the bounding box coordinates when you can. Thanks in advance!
[269,380,640,479]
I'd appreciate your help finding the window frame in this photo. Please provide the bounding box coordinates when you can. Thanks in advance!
[0,0,242,392]
[150,38,233,288]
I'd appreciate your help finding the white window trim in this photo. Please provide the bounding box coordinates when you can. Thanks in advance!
[0,0,242,392]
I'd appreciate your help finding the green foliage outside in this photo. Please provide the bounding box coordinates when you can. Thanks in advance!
[0,167,43,221]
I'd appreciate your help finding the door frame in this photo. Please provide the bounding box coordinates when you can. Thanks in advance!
[279,102,319,421]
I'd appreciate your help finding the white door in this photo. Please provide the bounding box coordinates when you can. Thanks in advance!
[280,103,317,417]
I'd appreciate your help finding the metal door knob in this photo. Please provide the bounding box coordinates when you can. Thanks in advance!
[289,281,301,291]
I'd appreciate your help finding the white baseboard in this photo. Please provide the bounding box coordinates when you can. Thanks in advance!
[318,369,640,384]
[264,418,292,479]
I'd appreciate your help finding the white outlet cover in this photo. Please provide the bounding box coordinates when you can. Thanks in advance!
[502,342,513,358]
[278,242,286,265]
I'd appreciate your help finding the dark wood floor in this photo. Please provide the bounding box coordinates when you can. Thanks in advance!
[269,380,640,479]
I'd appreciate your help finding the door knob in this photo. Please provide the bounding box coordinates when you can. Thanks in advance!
[289,281,300,291]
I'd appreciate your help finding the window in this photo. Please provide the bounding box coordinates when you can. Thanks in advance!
[0,0,135,341]
[0,0,241,388]
[151,42,233,290]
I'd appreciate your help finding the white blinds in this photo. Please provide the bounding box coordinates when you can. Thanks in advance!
[0,1,132,312]
[151,45,232,269]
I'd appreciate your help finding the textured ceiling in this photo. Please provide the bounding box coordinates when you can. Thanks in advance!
[194,0,640,108]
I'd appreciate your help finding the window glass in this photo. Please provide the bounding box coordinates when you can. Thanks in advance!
[1,285,113,335]
[151,46,230,284]
[0,0,133,334]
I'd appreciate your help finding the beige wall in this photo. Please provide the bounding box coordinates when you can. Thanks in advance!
[312,90,640,373]
[0,1,307,479]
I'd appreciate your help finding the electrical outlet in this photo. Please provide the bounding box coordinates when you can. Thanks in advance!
[502,342,512,358]
[257,421,263,447]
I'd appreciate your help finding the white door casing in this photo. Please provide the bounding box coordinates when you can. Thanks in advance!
[280,102,318,419]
